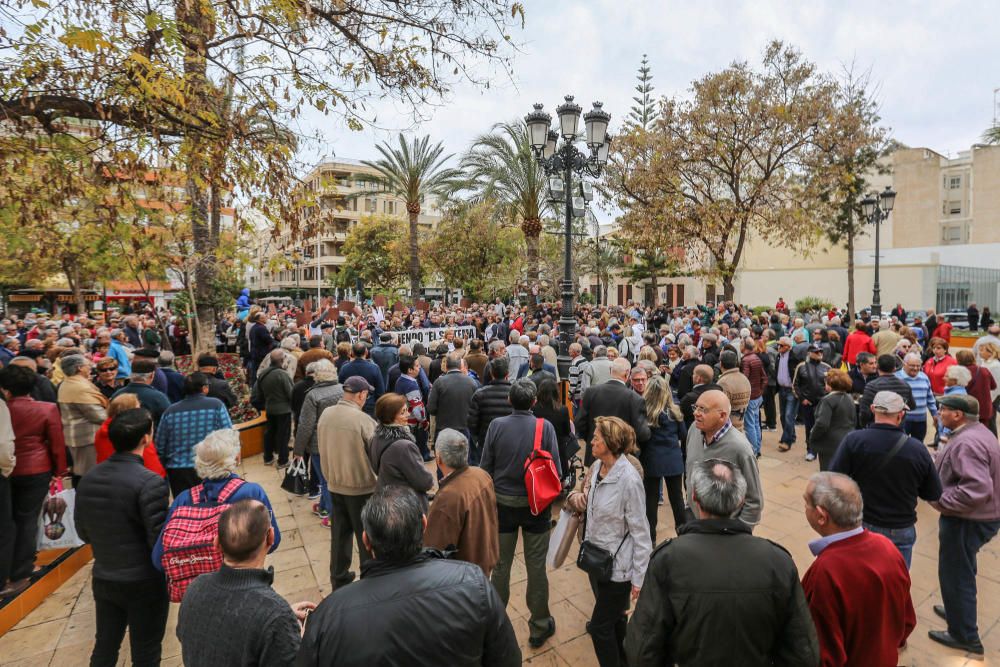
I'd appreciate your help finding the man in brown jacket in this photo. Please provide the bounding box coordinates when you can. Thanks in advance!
[317,376,377,590]
[424,429,499,576]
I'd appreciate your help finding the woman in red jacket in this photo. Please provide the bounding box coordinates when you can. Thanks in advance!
[0,365,67,598]
[923,337,958,396]
[94,394,166,477]
[956,349,996,429]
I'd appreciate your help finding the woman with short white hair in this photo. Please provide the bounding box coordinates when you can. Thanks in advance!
[151,429,281,569]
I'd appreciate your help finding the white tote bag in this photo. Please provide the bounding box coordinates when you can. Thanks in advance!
[37,479,85,550]
[546,510,581,569]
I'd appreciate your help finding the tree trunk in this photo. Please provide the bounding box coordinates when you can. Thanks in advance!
[524,233,540,285]
[722,272,735,302]
[178,0,216,357]
[846,223,856,326]
[650,273,659,306]
[407,204,421,301]
[63,258,86,315]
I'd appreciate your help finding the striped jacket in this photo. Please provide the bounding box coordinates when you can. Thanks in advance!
[895,370,938,421]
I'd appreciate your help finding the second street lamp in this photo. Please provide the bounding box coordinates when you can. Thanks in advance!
[861,185,897,319]
[526,96,612,379]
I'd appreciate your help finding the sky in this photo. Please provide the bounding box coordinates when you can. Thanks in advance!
[292,0,1000,222]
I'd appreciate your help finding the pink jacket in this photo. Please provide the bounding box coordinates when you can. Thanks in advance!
[936,421,1000,521]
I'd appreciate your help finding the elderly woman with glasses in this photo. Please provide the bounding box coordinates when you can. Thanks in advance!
[152,429,280,570]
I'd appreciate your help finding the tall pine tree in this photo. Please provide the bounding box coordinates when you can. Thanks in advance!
[628,54,656,131]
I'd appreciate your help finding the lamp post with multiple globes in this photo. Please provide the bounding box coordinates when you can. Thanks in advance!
[860,185,897,319]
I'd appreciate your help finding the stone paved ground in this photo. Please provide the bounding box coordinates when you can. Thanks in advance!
[1,426,998,666]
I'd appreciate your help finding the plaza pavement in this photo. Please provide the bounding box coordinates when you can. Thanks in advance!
[1,426,998,666]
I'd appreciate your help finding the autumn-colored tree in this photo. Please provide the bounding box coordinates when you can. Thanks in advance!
[813,67,890,323]
[606,42,844,300]
[1,0,525,325]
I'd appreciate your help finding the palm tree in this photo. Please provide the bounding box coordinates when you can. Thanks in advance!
[460,121,548,284]
[362,134,459,300]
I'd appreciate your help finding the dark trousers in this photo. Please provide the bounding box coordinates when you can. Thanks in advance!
[90,576,169,667]
[938,515,1000,643]
[904,419,928,444]
[642,475,685,544]
[329,491,372,590]
[264,412,292,465]
[778,387,798,445]
[587,573,631,667]
[0,474,15,584]
[492,498,552,638]
[8,473,50,582]
[762,385,778,428]
[165,468,200,499]
[800,402,816,454]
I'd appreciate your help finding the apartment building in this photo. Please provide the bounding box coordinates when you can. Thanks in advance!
[247,157,442,295]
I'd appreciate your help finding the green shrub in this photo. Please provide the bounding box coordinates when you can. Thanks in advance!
[794,296,836,314]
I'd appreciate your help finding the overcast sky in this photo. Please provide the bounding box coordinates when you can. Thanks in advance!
[293,0,1000,220]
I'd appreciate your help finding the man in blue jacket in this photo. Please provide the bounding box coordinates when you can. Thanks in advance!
[338,342,384,416]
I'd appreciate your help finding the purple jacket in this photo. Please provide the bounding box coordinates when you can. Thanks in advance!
[936,421,1000,521]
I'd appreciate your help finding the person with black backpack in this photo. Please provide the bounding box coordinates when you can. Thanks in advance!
[74,408,171,666]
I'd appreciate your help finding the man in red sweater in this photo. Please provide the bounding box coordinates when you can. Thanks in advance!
[801,472,915,666]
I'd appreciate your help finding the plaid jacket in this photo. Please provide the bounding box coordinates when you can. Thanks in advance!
[155,395,233,469]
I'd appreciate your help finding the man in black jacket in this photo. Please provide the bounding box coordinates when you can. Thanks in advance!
[625,459,819,665]
[467,357,513,464]
[296,485,520,667]
[576,357,652,465]
[178,500,315,666]
[427,353,478,444]
[858,354,916,428]
[74,408,170,667]
[792,343,832,461]
[197,354,237,409]
[679,364,722,430]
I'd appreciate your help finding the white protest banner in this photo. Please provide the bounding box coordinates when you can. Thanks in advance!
[392,325,478,347]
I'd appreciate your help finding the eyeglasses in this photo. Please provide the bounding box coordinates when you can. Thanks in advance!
[693,405,718,414]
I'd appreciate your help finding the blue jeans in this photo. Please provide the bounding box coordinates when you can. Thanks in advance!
[778,387,798,445]
[309,453,331,515]
[938,515,1000,643]
[744,396,763,455]
[864,522,916,569]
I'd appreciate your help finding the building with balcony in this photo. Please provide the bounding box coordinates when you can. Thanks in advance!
[247,157,443,298]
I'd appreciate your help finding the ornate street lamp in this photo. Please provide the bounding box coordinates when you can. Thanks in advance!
[526,96,612,378]
[861,185,897,318]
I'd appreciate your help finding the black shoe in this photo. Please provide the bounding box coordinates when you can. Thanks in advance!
[933,604,947,621]
[529,618,556,648]
[928,630,984,655]
[263,457,274,466]
[585,621,592,635]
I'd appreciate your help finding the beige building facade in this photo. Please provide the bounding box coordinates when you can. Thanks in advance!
[247,157,442,296]
[736,144,1000,311]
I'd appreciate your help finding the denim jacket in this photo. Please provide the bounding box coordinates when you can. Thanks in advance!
[583,455,653,588]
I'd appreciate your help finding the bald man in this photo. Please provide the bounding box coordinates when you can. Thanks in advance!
[684,390,763,527]
[575,357,651,465]
[679,364,722,430]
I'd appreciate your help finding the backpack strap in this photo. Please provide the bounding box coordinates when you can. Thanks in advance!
[189,484,203,504]
[216,477,246,503]
[532,417,544,453]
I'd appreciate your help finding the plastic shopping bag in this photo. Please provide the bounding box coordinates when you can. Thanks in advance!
[546,510,581,569]
[37,478,85,550]
[281,457,310,496]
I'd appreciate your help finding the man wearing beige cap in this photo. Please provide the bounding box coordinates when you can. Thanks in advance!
[829,391,941,569]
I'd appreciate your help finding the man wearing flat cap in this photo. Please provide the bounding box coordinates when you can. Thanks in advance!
[830,391,941,569]
[927,393,1000,655]
[316,374,377,591]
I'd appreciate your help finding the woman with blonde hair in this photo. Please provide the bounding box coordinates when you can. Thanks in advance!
[637,376,686,541]
[566,416,651,667]
[152,429,280,568]
[979,341,1000,434]
[93,394,166,476]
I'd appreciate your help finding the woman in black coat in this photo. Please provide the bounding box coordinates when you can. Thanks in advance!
[638,376,686,542]
[808,369,857,471]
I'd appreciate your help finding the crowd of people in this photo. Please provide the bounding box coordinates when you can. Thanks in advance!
[0,294,998,665]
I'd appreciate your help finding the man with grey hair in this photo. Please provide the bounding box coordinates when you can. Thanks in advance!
[427,352,477,448]
[481,379,560,648]
[253,349,294,468]
[567,342,589,405]
[626,459,818,665]
[158,350,185,403]
[580,344,613,392]
[112,359,170,424]
[802,471,915,665]
[424,429,499,576]
[292,359,343,521]
[107,328,132,379]
[576,356,651,465]
[506,330,529,379]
